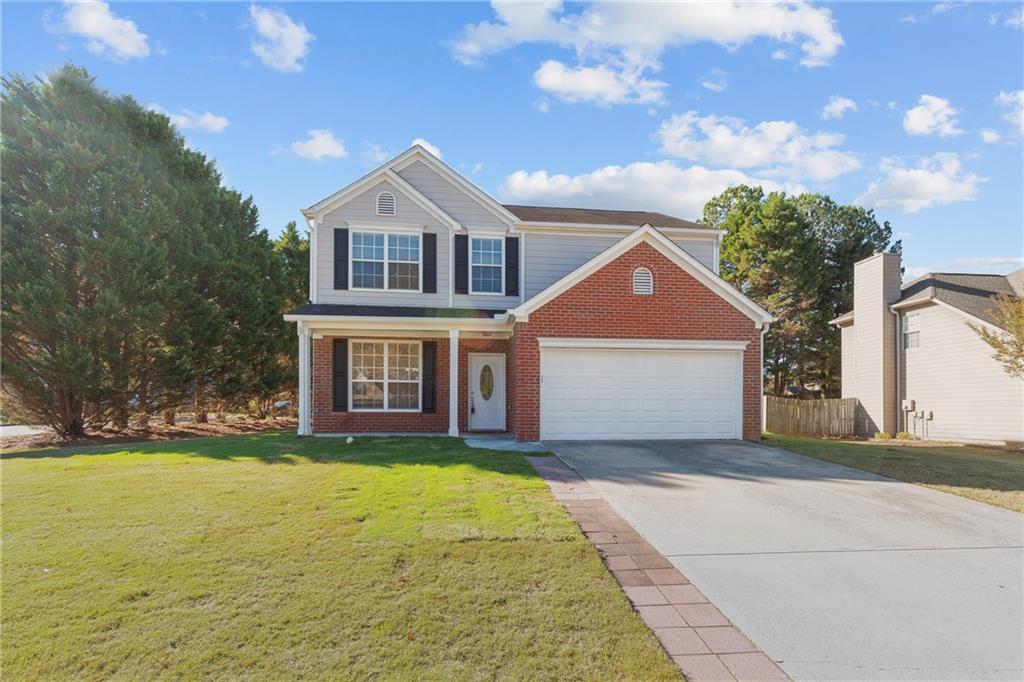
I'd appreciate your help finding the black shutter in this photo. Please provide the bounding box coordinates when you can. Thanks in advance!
[422,341,437,413]
[505,236,520,296]
[454,234,469,294]
[334,229,348,290]
[423,233,437,293]
[332,339,347,411]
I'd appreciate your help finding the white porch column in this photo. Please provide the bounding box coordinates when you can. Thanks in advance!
[448,329,460,436]
[297,323,312,436]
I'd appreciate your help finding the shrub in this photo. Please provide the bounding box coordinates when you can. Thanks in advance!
[874,431,892,440]
[896,431,914,441]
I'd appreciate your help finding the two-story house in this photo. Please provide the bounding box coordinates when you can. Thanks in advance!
[284,145,773,441]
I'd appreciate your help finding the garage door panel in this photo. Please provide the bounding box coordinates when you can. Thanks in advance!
[540,347,742,440]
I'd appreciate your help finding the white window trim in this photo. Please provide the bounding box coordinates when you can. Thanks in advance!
[469,236,505,296]
[902,312,920,350]
[376,191,396,216]
[349,228,424,293]
[348,340,422,413]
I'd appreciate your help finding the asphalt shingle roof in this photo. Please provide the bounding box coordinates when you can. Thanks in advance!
[898,270,1021,328]
[502,204,710,230]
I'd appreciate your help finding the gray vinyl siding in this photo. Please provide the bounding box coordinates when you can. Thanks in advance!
[524,234,718,298]
[397,161,507,228]
[899,304,1024,444]
[850,253,901,435]
[316,179,449,307]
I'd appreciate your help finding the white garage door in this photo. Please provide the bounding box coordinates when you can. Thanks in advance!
[540,346,743,440]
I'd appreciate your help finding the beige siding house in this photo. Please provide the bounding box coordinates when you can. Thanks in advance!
[833,253,1023,445]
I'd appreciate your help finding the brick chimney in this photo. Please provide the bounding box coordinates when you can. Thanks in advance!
[852,251,902,435]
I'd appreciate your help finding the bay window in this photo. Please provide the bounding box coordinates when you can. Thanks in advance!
[350,341,421,411]
[351,231,420,291]
[471,237,503,294]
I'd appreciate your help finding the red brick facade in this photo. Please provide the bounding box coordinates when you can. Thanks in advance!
[311,242,763,441]
[312,335,449,433]
[509,242,763,441]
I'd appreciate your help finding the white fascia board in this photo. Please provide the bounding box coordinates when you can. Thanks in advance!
[509,224,773,325]
[282,314,513,333]
[391,147,519,227]
[301,157,460,231]
[515,221,722,240]
[538,338,749,351]
[891,297,1006,333]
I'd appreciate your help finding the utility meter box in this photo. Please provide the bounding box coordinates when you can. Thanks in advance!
[901,399,916,411]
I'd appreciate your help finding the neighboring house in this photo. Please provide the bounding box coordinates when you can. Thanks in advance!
[832,252,1024,445]
[284,145,773,441]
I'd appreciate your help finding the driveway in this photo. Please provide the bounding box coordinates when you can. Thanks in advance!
[546,440,1024,681]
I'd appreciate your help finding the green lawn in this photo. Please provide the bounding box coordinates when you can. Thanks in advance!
[1,434,679,681]
[766,434,1024,513]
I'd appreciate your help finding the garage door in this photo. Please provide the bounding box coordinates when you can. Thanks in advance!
[540,345,743,440]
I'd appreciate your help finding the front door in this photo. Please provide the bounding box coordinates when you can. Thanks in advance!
[469,354,506,431]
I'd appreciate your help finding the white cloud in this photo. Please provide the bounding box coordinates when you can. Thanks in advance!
[821,95,857,120]
[451,2,842,106]
[902,94,962,137]
[1004,7,1024,29]
[411,138,442,159]
[499,160,793,220]
[855,153,983,213]
[288,130,347,161]
[147,105,229,133]
[50,0,149,61]
[771,49,791,60]
[951,256,1024,270]
[248,5,313,73]
[656,111,860,182]
[980,129,1001,143]
[363,143,392,164]
[533,59,666,106]
[699,67,728,93]
[996,90,1024,136]
[534,97,551,113]
[472,162,485,174]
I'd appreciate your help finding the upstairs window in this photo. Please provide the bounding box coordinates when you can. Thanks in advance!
[376,191,396,216]
[471,237,503,294]
[632,267,653,295]
[351,231,420,291]
[902,313,920,349]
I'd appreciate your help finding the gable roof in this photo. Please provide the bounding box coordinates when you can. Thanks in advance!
[504,204,710,230]
[894,271,1019,329]
[303,155,461,230]
[509,224,773,326]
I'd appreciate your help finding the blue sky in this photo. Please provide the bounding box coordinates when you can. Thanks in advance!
[3,1,1022,279]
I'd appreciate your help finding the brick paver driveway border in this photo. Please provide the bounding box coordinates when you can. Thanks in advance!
[527,455,789,682]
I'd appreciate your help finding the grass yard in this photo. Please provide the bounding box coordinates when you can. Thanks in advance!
[766,434,1024,513]
[1,434,679,680]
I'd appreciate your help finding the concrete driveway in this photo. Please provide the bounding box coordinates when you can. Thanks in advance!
[546,440,1024,681]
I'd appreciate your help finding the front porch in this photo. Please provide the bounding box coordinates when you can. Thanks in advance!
[293,316,514,438]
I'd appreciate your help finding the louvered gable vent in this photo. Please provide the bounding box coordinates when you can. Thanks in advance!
[376,191,396,216]
[632,267,653,295]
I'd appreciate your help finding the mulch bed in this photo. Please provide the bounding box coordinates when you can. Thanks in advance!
[2,417,298,451]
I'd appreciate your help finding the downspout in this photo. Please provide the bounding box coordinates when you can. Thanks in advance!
[891,307,901,435]
[760,322,768,436]
[305,215,317,303]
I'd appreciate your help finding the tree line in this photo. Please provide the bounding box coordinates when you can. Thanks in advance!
[702,186,900,397]
[2,65,308,437]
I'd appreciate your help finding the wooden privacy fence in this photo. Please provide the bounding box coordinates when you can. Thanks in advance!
[765,396,857,437]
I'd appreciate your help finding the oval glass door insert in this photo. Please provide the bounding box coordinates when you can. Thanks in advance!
[479,365,494,400]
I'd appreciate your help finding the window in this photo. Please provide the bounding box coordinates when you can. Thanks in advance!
[350,341,420,411]
[351,231,420,291]
[632,267,653,295]
[902,313,920,349]
[376,191,396,216]
[471,237,503,294]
